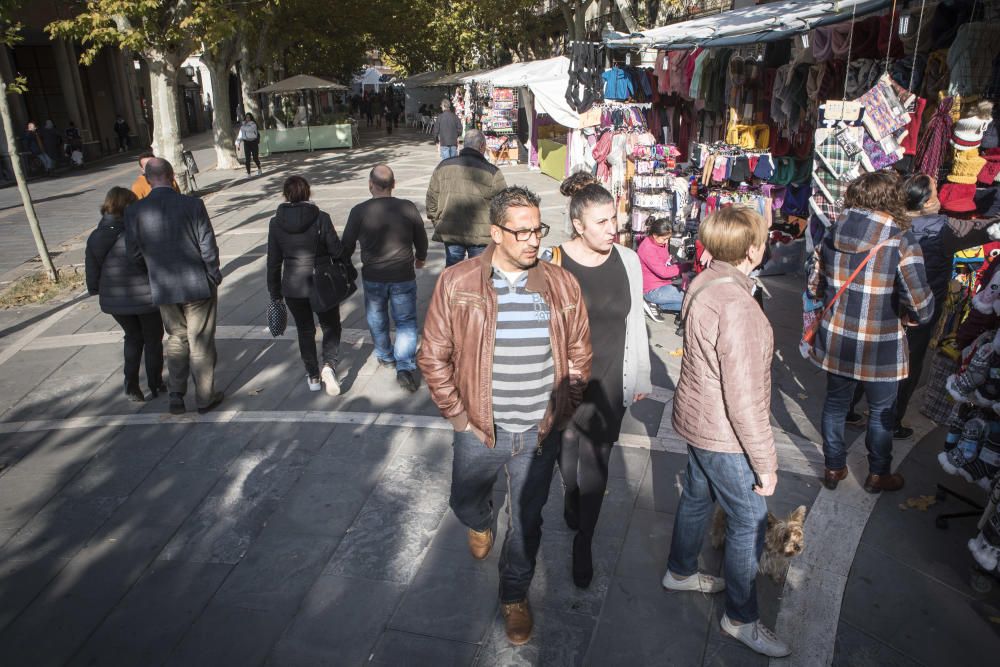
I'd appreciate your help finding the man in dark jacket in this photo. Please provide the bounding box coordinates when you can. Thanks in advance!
[22,121,54,174]
[342,164,428,392]
[426,129,507,267]
[125,158,223,415]
[435,98,462,160]
[114,115,131,152]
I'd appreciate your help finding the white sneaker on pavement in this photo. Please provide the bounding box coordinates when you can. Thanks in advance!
[661,570,726,593]
[643,300,664,323]
[321,365,341,396]
[306,374,321,392]
[720,615,791,658]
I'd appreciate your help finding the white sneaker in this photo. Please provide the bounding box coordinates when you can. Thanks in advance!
[257,166,263,176]
[321,365,341,396]
[306,374,321,392]
[661,570,726,593]
[720,615,791,658]
[643,300,664,323]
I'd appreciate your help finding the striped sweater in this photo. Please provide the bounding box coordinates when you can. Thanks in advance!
[491,269,555,432]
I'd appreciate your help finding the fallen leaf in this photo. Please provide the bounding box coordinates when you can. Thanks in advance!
[900,495,938,511]
[669,348,684,357]
[798,393,808,400]
[248,387,264,396]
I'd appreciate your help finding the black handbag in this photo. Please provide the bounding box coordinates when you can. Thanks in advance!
[309,220,357,312]
[310,256,357,312]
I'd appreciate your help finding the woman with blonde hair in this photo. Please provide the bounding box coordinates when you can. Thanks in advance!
[664,206,790,658]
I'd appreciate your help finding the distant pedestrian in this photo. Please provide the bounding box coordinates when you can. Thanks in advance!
[22,122,54,174]
[125,158,224,416]
[384,101,393,135]
[267,175,346,395]
[363,95,373,127]
[65,121,83,166]
[435,98,462,160]
[86,187,166,403]
[665,206,790,658]
[113,115,131,152]
[40,120,61,163]
[426,129,507,266]
[236,113,262,176]
[342,164,428,392]
[131,151,179,199]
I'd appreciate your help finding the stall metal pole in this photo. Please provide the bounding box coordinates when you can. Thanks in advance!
[304,89,313,152]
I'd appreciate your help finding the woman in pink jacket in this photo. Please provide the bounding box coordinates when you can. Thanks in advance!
[636,218,684,322]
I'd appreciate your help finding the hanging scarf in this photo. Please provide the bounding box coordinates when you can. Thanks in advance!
[916,96,955,177]
[592,130,613,182]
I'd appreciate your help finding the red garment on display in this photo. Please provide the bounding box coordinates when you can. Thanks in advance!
[901,96,927,156]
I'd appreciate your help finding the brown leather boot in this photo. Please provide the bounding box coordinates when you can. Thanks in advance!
[863,472,905,494]
[501,600,533,645]
[468,527,493,560]
[823,467,848,490]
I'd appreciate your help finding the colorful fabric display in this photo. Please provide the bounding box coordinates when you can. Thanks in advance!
[857,74,910,142]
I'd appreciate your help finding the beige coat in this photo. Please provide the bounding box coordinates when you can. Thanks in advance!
[671,261,777,474]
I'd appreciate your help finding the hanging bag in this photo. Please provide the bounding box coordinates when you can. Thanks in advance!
[309,219,357,313]
[266,299,287,337]
[800,236,897,359]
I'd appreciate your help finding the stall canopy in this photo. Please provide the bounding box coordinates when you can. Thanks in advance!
[604,0,893,50]
[465,57,580,129]
[255,74,348,94]
[403,70,448,88]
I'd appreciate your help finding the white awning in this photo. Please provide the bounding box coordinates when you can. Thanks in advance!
[604,0,893,50]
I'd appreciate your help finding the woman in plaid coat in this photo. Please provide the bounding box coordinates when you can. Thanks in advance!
[807,171,934,494]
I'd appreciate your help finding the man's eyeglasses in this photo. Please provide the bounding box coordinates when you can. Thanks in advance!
[496,223,550,242]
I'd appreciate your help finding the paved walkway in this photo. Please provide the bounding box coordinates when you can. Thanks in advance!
[0,126,997,665]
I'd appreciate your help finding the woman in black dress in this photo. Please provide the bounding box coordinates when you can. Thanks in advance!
[551,183,652,587]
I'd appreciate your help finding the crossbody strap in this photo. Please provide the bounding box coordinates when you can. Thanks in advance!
[815,235,899,324]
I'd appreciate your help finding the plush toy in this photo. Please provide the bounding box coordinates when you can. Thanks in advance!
[972,270,1000,316]
[968,475,1000,572]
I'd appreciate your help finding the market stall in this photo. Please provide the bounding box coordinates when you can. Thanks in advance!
[605,0,1000,586]
[255,75,352,154]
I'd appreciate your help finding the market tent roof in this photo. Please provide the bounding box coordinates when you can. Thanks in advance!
[403,70,447,87]
[255,74,347,93]
[604,0,892,50]
[436,69,492,86]
[472,56,570,87]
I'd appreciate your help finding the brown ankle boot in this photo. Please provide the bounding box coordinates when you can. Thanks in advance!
[823,467,848,490]
[863,472,904,494]
[501,600,533,645]
[468,527,493,560]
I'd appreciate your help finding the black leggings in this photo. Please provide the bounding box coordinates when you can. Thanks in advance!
[243,139,260,173]
[285,297,341,377]
[559,428,613,541]
[111,312,164,391]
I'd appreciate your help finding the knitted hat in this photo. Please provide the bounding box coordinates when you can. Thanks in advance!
[952,102,995,151]
[939,182,977,213]
[979,151,1000,185]
[949,150,987,184]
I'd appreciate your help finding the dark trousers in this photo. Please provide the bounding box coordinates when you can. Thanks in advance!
[449,426,558,603]
[444,243,488,267]
[822,372,898,474]
[896,303,943,425]
[559,428,612,540]
[285,296,341,377]
[243,139,261,174]
[111,312,164,391]
[160,296,218,407]
[116,134,129,151]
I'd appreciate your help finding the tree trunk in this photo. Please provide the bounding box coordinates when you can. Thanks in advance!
[238,45,261,120]
[203,56,240,170]
[0,79,57,281]
[146,55,189,192]
[613,0,640,32]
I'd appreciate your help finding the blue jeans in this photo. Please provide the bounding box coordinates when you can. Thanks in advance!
[444,243,487,267]
[644,285,684,312]
[667,445,767,623]
[362,279,418,372]
[821,372,898,474]
[450,426,558,602]
[440,145,458,160]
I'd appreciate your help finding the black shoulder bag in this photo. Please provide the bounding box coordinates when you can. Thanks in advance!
[310,218,357,313]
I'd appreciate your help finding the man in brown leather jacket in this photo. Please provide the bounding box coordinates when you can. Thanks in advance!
[418,186,591,646]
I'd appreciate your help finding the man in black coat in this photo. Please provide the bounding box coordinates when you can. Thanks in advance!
[125,158,224,415]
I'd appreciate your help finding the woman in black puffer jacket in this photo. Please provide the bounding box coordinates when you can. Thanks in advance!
[266,175,344,395]
[85,187,165,402]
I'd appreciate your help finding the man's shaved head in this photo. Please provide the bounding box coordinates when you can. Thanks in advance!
[369,164,395,191]
[143,158,174,186]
